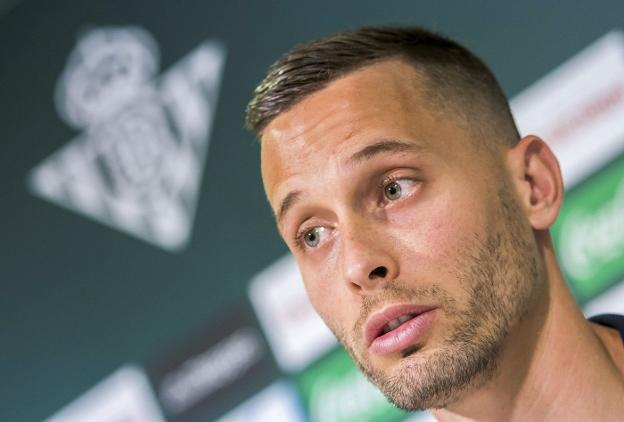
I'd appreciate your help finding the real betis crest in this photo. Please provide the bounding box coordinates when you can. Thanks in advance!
[28,26,225,251]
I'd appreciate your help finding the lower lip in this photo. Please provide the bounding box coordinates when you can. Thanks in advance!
[369,309,437,356]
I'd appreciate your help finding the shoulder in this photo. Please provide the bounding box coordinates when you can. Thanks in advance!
[589,314,624,343]
[589,313,624,375]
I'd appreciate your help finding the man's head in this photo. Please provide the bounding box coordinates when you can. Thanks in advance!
[247,27,562,411]
[246,26,519,146]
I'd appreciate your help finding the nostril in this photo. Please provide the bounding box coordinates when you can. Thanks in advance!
[369,266,388,279]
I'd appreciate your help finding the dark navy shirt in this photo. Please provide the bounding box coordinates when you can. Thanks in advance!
[589,313,624,345]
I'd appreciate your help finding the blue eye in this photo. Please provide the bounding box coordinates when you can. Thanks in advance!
[384,181,403,200]
[303,227,325,247]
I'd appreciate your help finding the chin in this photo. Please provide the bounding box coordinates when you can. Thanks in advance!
[353,339,498,412]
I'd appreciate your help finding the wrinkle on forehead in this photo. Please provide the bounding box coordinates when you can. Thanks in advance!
[266,95,354,146]
[265,59,428,141]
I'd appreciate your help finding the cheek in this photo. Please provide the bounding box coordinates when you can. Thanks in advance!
[301,264,354,338]
[390,190,485,274]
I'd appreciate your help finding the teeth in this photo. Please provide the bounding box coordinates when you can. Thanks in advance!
[398,314,414,324]
[381,313,415,334]
[387,319,401,331]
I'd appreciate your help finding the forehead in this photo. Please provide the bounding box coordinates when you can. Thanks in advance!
[263,59,429,145]
[260,59,473,208]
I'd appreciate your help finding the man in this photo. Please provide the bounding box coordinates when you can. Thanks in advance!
[245,27,624,420]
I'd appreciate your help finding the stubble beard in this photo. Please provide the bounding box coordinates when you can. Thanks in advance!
[336,186,541,411]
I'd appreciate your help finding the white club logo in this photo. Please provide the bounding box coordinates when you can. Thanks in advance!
[28,26,225,251]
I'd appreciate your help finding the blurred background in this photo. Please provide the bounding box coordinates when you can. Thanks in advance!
[2,1,624,421]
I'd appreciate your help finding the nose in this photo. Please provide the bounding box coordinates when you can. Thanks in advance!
[341,221,398,293]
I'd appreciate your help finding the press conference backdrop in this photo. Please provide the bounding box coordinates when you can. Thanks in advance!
[2,1,624,421]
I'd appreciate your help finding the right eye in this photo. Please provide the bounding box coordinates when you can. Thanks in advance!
[384,180,403,200]
[302,227,326,248]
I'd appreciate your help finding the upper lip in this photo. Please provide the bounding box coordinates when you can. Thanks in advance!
[364,304,436,346]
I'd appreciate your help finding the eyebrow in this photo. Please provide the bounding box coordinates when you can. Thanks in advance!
[276,190,301,225]
[275,139,425,225]
[347,139,425,166]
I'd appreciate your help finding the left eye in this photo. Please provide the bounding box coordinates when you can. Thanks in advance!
[384,181,403,200]
[385,179,416,200]
[303,227,326,248]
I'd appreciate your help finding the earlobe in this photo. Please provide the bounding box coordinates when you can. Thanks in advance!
[506,136,564,230]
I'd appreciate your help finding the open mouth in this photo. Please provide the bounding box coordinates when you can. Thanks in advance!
[365,305,437,356]
[380,313,419,335]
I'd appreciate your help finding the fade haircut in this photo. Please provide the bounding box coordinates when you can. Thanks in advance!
[245,26,520,146]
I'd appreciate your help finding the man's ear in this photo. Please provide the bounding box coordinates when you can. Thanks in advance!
[506,135,564,230]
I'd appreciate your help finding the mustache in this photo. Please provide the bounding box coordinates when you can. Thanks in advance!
[351,283,456,341]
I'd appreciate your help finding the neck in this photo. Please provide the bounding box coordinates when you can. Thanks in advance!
[433,236,624,422]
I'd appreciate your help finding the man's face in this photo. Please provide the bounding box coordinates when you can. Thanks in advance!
[260,60,541,410]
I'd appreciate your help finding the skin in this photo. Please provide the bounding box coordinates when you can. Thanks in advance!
[260,59,624,421]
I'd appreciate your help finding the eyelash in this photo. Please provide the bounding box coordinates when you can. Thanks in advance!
[380,174,400,190]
